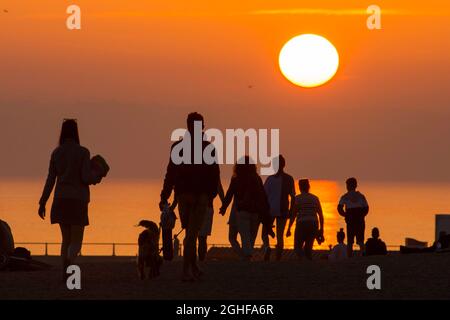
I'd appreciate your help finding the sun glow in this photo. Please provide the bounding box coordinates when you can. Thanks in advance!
[279,34,339,88]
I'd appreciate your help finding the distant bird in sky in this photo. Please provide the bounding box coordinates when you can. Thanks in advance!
[3,9,8,13]
[248,85,253,89]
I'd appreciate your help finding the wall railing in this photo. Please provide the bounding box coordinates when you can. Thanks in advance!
[15,242,401,257]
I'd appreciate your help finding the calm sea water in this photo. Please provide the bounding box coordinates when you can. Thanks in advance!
[1,179,449,255]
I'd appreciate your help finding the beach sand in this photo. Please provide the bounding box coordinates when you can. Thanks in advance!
[1,252,449,300]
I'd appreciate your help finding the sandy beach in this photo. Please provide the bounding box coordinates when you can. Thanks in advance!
[1,251,449,300]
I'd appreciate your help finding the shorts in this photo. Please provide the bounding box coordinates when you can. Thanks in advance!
[347,220,365,245]
[199,207,214,237]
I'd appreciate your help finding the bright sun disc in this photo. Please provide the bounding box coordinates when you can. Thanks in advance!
[279,34,339,88]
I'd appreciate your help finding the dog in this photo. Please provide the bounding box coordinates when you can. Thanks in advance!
[137,220,162,279]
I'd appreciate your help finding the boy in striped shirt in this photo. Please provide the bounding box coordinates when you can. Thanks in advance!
[287,179,324,260]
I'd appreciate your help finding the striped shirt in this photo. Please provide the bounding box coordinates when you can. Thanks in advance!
[294,193,322,223]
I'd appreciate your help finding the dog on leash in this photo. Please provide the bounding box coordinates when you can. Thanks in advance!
[137,220,162,279]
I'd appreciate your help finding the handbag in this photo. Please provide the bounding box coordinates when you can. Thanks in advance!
[91,155,110,179]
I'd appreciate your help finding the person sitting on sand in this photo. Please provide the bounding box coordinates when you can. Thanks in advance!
[329,228,348,261]
[337,177,369,257]
[365,227,387,256]
[287,179,324,260]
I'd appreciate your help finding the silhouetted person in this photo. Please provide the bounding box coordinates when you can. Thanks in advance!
[287,179,324,260]
[220,156,274,261]
[365,227,387,256]
[328,228,348,261]
[337,177,369,257]
[38,119,101,280]
[160,112,220,281]
[261,155,295,261]
[198,181,224,262]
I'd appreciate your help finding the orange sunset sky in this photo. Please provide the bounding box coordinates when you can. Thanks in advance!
[1,0,450,181]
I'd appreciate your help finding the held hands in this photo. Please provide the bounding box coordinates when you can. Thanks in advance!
[219,207,226,216]
[38,204,46,220]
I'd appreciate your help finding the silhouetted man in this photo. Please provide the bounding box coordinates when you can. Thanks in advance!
[160,112,220,281]
[337,177,369,257]
[262,155,295,261]
[365,227,387,256]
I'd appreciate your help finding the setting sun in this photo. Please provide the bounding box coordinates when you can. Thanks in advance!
[279,34,339,88]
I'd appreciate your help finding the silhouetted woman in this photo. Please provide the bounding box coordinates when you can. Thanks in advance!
[220,156,273,260]
[38,119,100,278]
